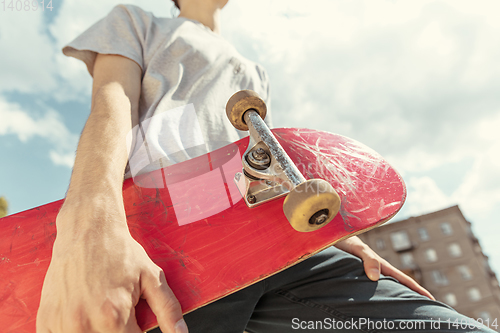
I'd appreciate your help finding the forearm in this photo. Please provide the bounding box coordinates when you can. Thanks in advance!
[65,85,132,210]
[58,54,141,229]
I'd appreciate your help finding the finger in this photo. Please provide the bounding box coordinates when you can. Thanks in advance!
[359,249,381,281]
[348,243,381,281]
[142,269,187,333]
[380,261,436,300]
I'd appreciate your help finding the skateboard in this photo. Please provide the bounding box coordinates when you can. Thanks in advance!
[0,91,406,332]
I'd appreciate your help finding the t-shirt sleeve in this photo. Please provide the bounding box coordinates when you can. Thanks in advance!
[62,4,150,76]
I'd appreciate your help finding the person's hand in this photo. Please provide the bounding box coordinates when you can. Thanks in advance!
[36,207,188,333]
[335,236,435,300]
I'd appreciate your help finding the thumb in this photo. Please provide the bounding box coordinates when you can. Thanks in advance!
[142,268,188,333]
[360,251,381,281]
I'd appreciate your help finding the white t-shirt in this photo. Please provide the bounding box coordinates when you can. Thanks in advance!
[63,4,272,178]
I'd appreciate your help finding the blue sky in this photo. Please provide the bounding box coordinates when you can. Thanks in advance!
[0,0,499,274]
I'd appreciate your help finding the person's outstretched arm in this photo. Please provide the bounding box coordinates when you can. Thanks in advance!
[36,54,188,333]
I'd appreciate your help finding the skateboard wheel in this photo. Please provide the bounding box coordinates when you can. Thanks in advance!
[226,90,267,131]
[283,179,340,232]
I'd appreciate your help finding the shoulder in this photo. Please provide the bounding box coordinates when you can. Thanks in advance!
[107,4,157,27]
[110,4,149,17]
[114,4,186,36]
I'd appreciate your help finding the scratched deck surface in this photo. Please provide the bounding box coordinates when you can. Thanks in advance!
[0,128,406,332]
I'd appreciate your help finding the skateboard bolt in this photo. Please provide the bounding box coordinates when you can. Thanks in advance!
[309,209,330,225]
[247,147,271,170]
[313,214,328,225]
[247,194,257,204]
[252,148,267,160]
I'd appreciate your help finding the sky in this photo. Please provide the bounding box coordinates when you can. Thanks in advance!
[0,0,499,274]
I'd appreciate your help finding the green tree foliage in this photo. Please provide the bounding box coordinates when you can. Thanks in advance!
[0,196,8,218]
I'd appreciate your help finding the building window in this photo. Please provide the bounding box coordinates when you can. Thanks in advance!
[440,222,453,235]
[376,238,385,250]
[390,231,411,251]
[457,265,472,280]
[425,248,438,262]
[418,227,429,241]
[431,270,449,286]
[443,293,457,307]
[468,287,481,301]
[448,243,462,257]
[400,253,415,268]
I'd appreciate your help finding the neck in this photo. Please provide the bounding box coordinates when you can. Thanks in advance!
[178,1,222,34]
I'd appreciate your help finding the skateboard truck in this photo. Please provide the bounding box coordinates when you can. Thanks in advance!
[226,90,341,232]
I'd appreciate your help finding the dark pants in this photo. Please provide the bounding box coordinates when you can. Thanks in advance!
[151,246,496,332]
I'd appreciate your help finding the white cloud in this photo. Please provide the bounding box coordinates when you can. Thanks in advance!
[401,111,500,214]
[49,150,76,168]
[404,176,454,215]
[454,121,500,216]
[416,21,456,57]
[0,97,78,168]
[0,10,57,93]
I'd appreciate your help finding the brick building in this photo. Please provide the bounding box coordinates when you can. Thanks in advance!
[359,205,500,326]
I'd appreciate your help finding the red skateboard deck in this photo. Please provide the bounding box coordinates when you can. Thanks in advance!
[0,128,406,332]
